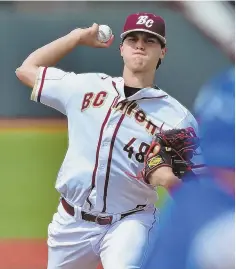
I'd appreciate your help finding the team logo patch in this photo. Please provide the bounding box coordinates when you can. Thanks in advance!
[147,155,164,168]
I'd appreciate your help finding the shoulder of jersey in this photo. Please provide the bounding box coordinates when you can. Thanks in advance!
[158,87,192,118]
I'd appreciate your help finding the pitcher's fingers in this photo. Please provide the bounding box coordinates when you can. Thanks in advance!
[152,144,161,155]
[91,23,99,30]
[99,35,115,48]
[106,35,115,46]
[148,152,154,158]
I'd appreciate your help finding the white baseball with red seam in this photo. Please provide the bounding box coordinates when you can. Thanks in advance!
[97,25,112,43]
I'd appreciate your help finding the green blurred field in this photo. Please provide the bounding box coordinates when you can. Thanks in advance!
[0,130,168,238]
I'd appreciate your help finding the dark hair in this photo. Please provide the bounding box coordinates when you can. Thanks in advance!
[121,33,165,70]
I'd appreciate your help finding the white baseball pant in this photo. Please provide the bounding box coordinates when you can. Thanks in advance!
[47,201,159,269]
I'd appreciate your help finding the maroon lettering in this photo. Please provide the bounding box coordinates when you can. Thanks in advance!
[135,110,146,123]
[93,91,107,107]
[146,121,157,135]
[126,103,138,117]
[117,101,130,112]
[81,92,94,111]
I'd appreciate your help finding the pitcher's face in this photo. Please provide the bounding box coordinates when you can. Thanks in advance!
[120,32,166,73]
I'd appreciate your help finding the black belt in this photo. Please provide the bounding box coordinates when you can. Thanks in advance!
[61,198,146,225]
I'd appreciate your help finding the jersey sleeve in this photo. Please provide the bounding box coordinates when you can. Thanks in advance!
[31,66,90,115]
[174,111,205,175]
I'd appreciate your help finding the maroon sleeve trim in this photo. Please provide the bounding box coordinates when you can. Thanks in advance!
[37,67,48,103]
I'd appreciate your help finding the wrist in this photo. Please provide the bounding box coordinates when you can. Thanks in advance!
[67,29,82,47]
[166,175,182,193]
[148,166,180,188]
[148,170,182,190]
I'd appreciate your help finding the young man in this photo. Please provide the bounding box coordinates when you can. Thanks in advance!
[16,13,200,269]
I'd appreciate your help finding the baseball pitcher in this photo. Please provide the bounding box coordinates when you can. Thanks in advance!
[16,12,202,269]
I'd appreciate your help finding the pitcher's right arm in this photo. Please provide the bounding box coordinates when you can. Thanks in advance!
[15,23,114,89]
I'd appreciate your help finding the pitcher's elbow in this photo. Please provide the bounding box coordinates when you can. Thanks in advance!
[15,66,23,80]
[15,65,37,88]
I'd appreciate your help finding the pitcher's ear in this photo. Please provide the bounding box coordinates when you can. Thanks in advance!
[160,46,167,59]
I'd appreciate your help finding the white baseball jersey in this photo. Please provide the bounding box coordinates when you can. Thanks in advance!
[31,67,201,214]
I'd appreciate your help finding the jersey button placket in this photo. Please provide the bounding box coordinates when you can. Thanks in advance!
[96,112,120,211]
[99,139,111,169]
[103,141,109,147]
[99,163,105,170]
[95,127,113,210]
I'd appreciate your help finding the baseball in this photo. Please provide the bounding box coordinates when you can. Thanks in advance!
[97,25,112,43]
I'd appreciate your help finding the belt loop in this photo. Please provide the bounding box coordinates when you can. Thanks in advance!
[111,213,122,224]
[73,204,82,221]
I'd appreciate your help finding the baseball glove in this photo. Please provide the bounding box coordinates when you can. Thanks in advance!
[144,127,200,180]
